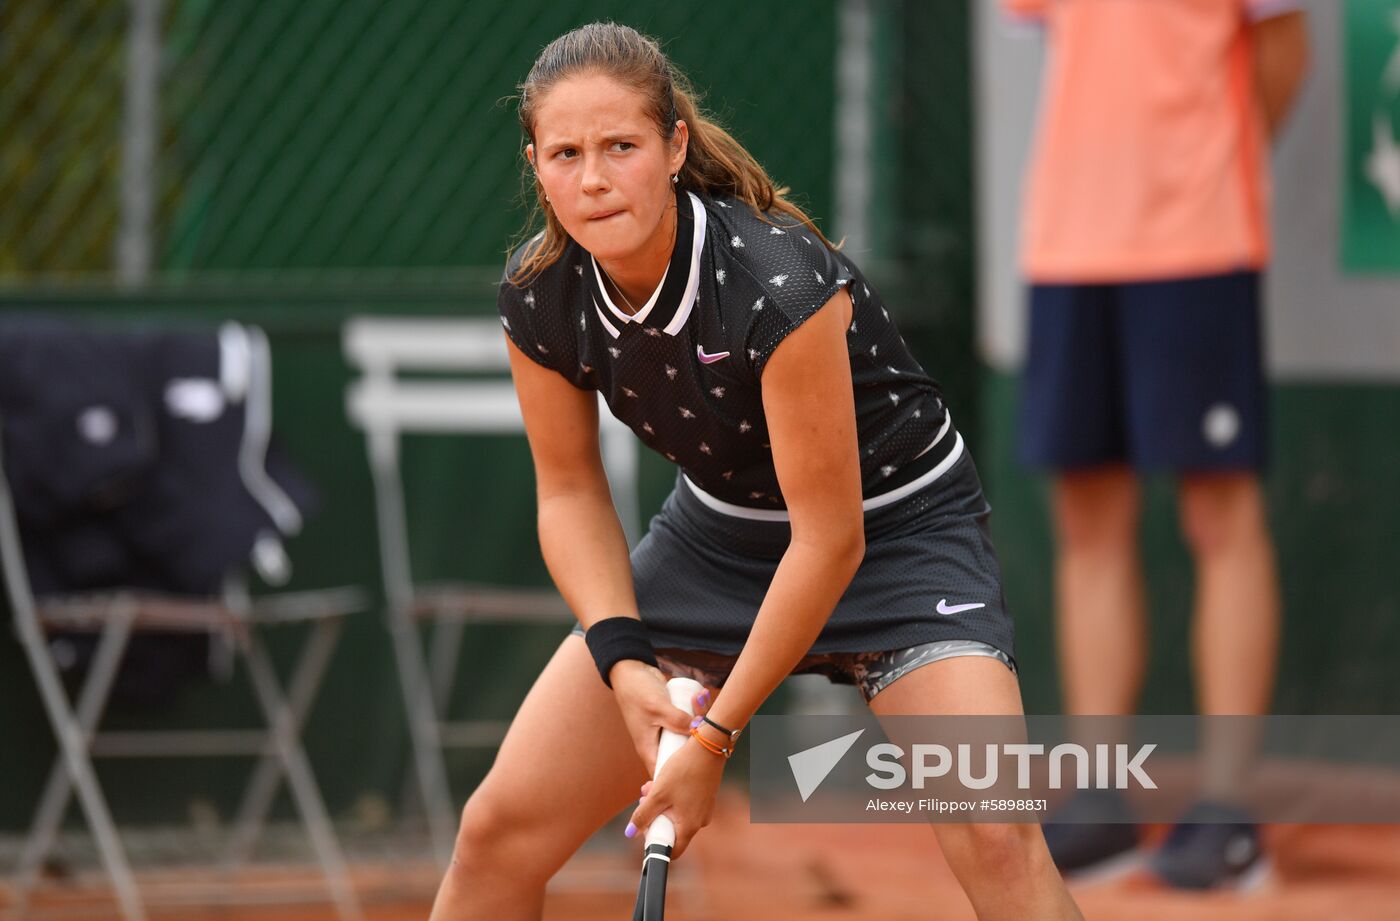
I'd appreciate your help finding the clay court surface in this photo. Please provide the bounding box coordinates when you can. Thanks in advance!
[6,793,1400,921]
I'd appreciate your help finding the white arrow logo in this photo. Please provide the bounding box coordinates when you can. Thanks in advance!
[787,729,865,802]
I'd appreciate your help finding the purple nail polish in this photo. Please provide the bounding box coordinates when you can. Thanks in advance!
[625,822,637,838]
[690,716,703,729]
[699,692,710,706]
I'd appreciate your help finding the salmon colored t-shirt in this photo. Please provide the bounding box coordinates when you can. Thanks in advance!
[1005,0,1298,283]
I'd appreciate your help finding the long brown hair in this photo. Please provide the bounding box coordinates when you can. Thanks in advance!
[510,21,835,285]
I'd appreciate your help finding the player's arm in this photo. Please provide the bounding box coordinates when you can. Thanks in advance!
[506,335,696,770]
[1250,9,1309,140]
[703,288,866,734]
[505,335,637,629]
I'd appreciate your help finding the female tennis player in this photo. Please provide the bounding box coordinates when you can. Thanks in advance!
[430,22,1082,921]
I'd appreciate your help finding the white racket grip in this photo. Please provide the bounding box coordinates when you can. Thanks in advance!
[645,677,704,849]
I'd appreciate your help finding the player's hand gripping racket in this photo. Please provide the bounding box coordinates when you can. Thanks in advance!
[632,676,704,921]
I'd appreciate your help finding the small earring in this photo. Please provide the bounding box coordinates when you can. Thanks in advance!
[671,174,678,184]
[545,194,550,202]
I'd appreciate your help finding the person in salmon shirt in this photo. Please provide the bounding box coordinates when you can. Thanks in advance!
[1005,0,1309,890]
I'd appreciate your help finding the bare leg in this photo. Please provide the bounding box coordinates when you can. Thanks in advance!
[869,657,1084,921]
[429,635,649,921]
[1052,466,1147,715]
[1178,472,1279,797]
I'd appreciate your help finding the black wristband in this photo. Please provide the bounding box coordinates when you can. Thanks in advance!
[583,617,658,688]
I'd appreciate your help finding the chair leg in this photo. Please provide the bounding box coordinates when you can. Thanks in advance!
[428,617,466,720]
[366,443,457,865]
[388,613,458,865]
[9,618,146,920]
[397,615,467,833]
[12,611,136,910]
[223,618,343,869]
[238,629,363,921]
[0,449,144,920]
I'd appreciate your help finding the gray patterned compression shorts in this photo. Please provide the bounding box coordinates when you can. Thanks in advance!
[654,638,1014,703]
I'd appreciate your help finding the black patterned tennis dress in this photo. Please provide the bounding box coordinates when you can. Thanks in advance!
[499,190,1015,700]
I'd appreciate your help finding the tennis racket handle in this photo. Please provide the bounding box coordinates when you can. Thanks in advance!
[646,814,676,849]
[655,677,702,774]
[645,677,704,849]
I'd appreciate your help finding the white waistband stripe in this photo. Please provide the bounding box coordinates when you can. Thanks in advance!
[862,431,963,511]
[682,429,965,522]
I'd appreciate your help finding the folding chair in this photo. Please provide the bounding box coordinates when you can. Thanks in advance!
[343,316,640,865]
[0,321,365,921]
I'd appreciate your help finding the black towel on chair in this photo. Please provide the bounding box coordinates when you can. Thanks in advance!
[0,316,316,706]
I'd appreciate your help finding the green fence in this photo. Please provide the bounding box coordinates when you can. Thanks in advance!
[0,1,128,278]
[2,0,840,285]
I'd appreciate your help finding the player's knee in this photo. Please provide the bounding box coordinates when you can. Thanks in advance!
[450,789,550,889]
[1053,468,1140,550]
[938,823,1044,879]
[451,794,505,873]
[1178,474,1268,555]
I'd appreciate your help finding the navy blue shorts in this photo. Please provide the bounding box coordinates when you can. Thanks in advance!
[1019,270,1267,472]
